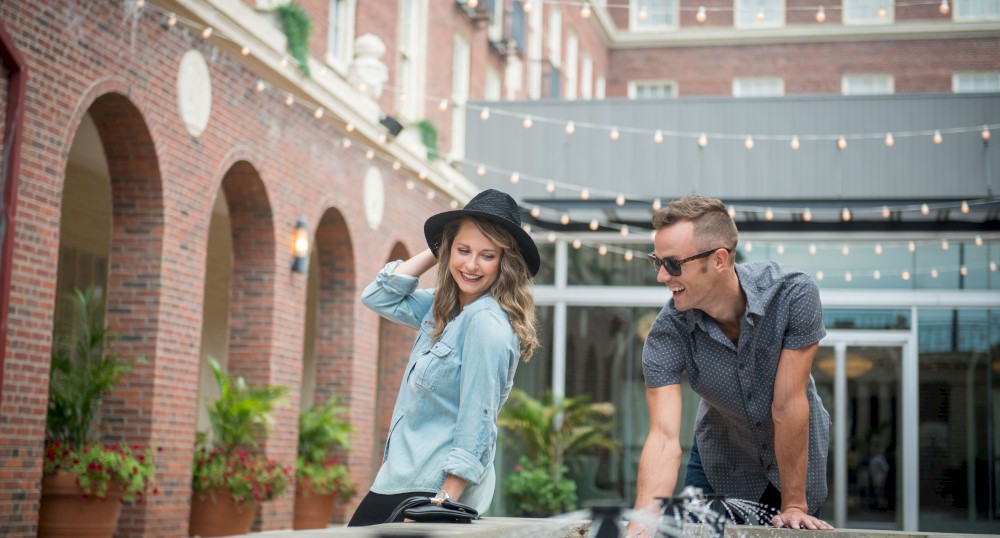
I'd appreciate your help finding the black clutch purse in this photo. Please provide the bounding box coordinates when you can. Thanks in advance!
[386,495,480,523]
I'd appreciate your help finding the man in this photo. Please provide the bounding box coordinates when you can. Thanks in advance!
[630,195,832,535]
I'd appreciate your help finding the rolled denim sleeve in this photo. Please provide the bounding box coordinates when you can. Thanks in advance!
[444,310,517,484]
[361,261,434,331]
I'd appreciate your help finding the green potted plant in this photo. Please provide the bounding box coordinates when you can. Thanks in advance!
[292,394,356,529]
[39,287,156,537]
[188,357,291,537]
[498,388,618,517]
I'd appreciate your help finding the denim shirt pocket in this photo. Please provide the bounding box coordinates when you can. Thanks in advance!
[414,340,453,391]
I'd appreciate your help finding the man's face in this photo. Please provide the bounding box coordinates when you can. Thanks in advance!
[651,221,720,312]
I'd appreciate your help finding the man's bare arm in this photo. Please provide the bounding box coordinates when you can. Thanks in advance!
[629,384,683,536]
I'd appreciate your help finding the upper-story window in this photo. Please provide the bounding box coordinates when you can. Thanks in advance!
[486,68,502,101]
[397,0,426,120]
[735,0,785,28]
[548,6,562,68]
[953,72,1000,92]
[954,0,1000,20]
[488,0,504,43]
[326,0,356,68]
[581,54,594,100]
[450,35,470,160]
[565,31,579,100]
[843,0,894,24]
[842,74,894,95]
[733,77,784,97]
[628,80,678,98]
[630,0,679,30]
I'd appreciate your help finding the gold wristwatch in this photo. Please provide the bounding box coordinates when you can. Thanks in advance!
[430,489,451,506]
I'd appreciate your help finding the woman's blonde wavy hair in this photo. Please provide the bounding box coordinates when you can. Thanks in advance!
[431,217,538,361]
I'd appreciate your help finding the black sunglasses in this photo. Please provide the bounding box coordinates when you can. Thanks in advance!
[647,248,731,276]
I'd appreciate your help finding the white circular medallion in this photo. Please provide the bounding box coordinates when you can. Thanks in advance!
[363,167,385,230]
[176,50,213,138]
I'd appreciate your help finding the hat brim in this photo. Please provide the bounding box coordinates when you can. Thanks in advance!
[424,209,541,277]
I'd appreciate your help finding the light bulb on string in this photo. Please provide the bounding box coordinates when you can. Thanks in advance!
[921,203,930,215]
[624,250,634,261]
[468,0,479,8]
[960,265,969,276]
[598,245,607,255]
[167,12,177,27]
[975,234,983,247]
[572,239,582,249]
[480,107,490,121]
[589,219,599,231]
[509,172,520,184]
[136,0,145,7]
[201,27,214,39]
[991,261,997,272]
[882,206,891,218]
[314,107,324,119]
[816,270,824,281]
[530,206,541,218]
[744,136,755,150]
[365,150,375,160]
[931,268,939,279]
[802,208,812,222]
[756,7,766,21]
[476,165,486,176]
[581,2,592,18]
[451,200,460,209]
[841,207,852,221]
[698,133,708,148]
[522,0,532,13]
[815,5,826,22]
[961,200,970,214]
[565,121,575,135]
[837,136,847,150]
[560,213,570,225]
[877,6,887,18]
[346,122,355,132]
[620,225,630,237]
[405,179,415,190]
[941,238,949,250]
[790,135,800,150]
[696,5,707,22]
[546,181,555,193]
[844,272,853,283]
[522,116,533,129]
[240,46,250,56]
[728,205,737,218]
[547,232,557,243]
[280,56,289,68]
[341,138,352,149]
[610,127,620,141]
[616,194,626,206]
[418,171,428,180]
[933,130,943,144]
[764,207,773,221]
[652,198,662,210]
[522,224,532,233]
[983,126,991,141]
[580,188,590,200]
[776,244,785,254]
[255,80,266,93]
[426,189,435,200]
[809,243,817,255]
[745,242,754,253]
[638,5,649,20]
[392,161,401,171]
[884,132,894,147]
[873,270,881,280]
[438,99,449,111]
[284,93,295,106]
[654,130,664,143]
[939,0,950,14]
[908,241,917,253]
[841,245,850,256]
[902,270,911,281]
[875,243,883,255]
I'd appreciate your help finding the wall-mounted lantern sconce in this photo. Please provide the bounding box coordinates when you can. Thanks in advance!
[379,115,404,138]
[291,217,310,274]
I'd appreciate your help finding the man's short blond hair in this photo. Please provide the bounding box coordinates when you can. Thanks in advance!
[651,195,739,252]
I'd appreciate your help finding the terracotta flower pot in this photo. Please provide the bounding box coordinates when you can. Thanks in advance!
[38,470,124,538]
[292,478,338,530]
[188,487,257,537]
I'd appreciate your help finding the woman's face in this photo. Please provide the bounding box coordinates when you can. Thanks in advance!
[448,220,502,308]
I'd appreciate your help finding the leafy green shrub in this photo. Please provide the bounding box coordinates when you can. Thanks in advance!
[504,456,577,517]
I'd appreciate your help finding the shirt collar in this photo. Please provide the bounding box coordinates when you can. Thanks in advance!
[681,263,766,332]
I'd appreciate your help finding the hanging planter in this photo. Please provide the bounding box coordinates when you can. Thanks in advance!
[276,3,313,77]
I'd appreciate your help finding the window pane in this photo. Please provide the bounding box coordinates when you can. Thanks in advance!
[737,0,783,26]
[635,0,676,27]
[954,73,1000,93]
[956,0,1000,19]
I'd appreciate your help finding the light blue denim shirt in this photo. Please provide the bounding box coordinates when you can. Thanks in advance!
[361,260,520,513]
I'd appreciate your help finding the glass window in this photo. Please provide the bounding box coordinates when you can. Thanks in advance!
[733,77,784,97]
[954,0,1000,20]
[842,74,895,95]
[581,54,594,100]
[629,80,678,98]
[450,35,470,160]
[487,0,504,42]
[630,0,678,29]
[843,0,894,24]
[917,309,1000,533]
[565,242,658,286]
[548,6,561,68]
[326,0,355,66]
[565,31,578,100]
[397,0,424,120]
[824,309,911,331]
[735,0,785,28]
[953,72,1000,93]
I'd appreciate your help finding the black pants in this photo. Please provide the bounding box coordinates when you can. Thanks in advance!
[347,490,434,527]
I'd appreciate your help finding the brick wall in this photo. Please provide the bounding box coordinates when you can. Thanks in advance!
[0,1,451,535]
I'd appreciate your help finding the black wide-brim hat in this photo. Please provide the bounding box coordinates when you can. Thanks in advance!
[424,189,541,276]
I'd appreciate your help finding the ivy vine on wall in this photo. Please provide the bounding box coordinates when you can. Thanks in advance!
[276,3,313,78]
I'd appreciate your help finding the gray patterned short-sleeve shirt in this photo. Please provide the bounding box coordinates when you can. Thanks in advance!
[642,261,831,513]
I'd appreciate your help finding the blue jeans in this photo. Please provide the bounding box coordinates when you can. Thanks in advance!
[684,438,823,519]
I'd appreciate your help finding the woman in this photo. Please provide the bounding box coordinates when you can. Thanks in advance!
[348,189,540,526]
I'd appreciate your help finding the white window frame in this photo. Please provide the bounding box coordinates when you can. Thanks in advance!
[450,35,471,161]
[596,75,606,99]
[629,0,679,30]
[953,0,1000,20]
[952,71,1000,93]
[842,0,894,25]
[325,0,357,70]
[548,6,562,68]
[486,68,502,101]
[628,79,679,98]
[735,0,785,28]
[528,0,544,99]
[488,0,504,43]
[581,54,594,100]
[396,0,427,121]
[841,74,895,95]
[732,77,784,97]
[565,31,578,100]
